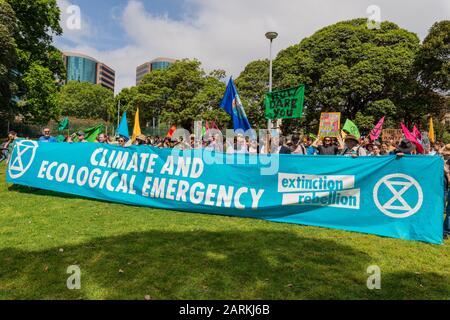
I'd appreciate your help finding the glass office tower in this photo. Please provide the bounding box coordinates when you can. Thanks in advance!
[136,57,176,84]
[63,52,115,91]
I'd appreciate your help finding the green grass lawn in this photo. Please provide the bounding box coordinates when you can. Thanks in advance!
[0,162,450,300]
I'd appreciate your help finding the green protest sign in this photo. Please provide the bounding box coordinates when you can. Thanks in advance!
[265,85,305,120]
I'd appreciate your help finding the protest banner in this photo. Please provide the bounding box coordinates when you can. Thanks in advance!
[6,141,444,244]
[318,112,341,138]
[381,129,403,142]
[265,85,305,120]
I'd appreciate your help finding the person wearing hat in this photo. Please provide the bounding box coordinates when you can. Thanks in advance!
[391,139,415,156]
[341,134,367,157]
[76,131,87,143]
[135,134,147,146]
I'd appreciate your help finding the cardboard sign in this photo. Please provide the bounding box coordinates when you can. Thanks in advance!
[318,112,341,138]
[381,129,403,142]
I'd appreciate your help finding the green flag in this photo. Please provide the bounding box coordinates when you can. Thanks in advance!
[58,117,69,131]
[309,133,317,140]
[265,85,305,120]
[343,119,360,139]
[73,124,104,142]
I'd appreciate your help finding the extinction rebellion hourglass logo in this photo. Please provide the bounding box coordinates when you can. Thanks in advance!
[373,174,423,218]
[8,140,38,179]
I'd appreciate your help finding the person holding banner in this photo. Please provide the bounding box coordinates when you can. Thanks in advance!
[117,136,128,147]
[38,128,57,143]
[380,143,389,155]
[340,135,367,157]
[391,139,416,156]
[96,133,109,144]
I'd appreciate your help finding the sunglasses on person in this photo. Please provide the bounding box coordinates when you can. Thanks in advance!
[118,138,125,143]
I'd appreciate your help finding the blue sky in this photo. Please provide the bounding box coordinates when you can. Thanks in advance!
[56,0,197,51]
[55,0,449,94]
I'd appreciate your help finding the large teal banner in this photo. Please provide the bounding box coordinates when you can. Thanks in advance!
[6,141,444,244]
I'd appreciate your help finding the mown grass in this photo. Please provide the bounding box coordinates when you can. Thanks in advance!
[0,162,449,300]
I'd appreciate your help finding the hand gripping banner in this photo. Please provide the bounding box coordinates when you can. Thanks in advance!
[6,141,444,244]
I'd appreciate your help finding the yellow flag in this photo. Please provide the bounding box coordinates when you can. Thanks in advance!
[132,108,141,142]
[429,117,435,144]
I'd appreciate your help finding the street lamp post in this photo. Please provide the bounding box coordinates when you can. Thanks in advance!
[265,31,278,131]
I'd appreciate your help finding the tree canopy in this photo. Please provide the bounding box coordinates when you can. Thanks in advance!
[237,18,449,134]
[1,0,64,125]
[117,59,230,130]
[57,81,114,121]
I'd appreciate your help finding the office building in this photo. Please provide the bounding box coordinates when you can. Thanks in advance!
[136,57,176,84]
[63,52,115,91]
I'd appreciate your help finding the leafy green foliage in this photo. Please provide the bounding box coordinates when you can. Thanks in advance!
[238,18,448,133]
[416,20,450,92]
[58,81,114,121]
[18,63,59,124]
[1,0,65,125]
[116,60,229,130]
[0,0,17,114]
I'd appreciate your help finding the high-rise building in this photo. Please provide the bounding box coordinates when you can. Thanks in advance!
[136,57,176,84]
[63,52,115,91]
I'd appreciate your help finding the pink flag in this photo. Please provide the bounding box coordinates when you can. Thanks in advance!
[210,121,219,130]
[412,125,422,141]
[369,116,385,141]
[401,123,424,154]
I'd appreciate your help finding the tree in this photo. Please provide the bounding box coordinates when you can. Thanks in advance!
[58,81,114,121]
[416,20,450,93]
[0,0,17,118]
[273,19,424,133]
[235,60,269,129]
[113,86,138,123]
[237,19,449,133]
[18,63,59,124]
[2,0,65,125]
[127,59,228,130]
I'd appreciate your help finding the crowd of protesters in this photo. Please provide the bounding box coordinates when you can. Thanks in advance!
[2,127,450,238]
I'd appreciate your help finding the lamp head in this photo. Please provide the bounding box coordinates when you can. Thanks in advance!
[265,31,278,40]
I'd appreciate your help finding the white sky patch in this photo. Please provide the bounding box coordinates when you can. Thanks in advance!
[56,0,450,94]
[57,0,96,43]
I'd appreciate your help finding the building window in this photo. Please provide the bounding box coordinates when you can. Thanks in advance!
[66,56,97,84]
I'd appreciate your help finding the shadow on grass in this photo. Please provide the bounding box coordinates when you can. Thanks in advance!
[1,229,449,300]
[8,184,103,201]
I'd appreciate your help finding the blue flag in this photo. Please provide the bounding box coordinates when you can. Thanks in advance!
[117,112,130,140]
[220,78,252,131]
